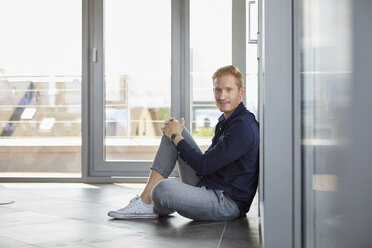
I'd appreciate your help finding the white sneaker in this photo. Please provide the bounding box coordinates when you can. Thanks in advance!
[108,195,159,219]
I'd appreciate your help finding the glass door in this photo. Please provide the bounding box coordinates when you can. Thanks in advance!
[104,0,171,162]
[189,0,232,150]
[89,0,257,179]
[89,0,171,176]
[246,0,258,117]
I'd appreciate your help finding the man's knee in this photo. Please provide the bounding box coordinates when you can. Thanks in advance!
[150,179,176,204]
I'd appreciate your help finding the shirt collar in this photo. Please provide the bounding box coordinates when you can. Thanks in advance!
[218,102,245,122]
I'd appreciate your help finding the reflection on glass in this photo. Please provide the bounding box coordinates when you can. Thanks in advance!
[0,0,82,177]
[104,0,171,161]
[301,0,352,246]
[190,0,232,145]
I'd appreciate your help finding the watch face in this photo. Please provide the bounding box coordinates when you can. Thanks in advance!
[171,133,180,142]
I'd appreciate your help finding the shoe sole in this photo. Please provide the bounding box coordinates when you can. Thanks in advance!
[108,211,159,219]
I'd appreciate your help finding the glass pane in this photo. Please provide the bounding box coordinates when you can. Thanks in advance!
[301,0,352,246]
[190,0,232,148]
[0,0,82,177]
[104,0,171,161]
[246,0,258,117]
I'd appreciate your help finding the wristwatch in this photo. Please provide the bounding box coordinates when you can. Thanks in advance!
[170,133,181,142]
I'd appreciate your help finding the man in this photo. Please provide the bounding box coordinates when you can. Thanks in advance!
[108,65,259,221]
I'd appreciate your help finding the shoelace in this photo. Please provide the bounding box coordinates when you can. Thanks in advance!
[119,195,141,211]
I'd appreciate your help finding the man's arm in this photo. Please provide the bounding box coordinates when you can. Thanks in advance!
[177,120,254,176]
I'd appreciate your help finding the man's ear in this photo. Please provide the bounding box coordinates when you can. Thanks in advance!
[240,87,246,96]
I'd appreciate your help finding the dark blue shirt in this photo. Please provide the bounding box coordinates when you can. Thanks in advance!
[177,102,259,216]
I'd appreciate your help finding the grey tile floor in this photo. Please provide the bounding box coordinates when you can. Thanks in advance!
[0,183,261,248]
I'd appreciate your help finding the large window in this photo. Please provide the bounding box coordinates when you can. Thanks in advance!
[90,0,252,177]
[0,0,82,177]
[103,0,171,161]
[190,0,232,146]
[0,0,254,180]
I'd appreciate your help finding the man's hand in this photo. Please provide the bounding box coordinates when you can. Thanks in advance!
[161,117,185,138]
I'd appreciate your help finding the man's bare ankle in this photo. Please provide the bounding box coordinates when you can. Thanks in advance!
[141,195,152,205]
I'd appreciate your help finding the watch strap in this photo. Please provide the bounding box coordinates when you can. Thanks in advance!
[170,133,181,142]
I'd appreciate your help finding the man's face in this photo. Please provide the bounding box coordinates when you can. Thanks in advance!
[213,74,245,119]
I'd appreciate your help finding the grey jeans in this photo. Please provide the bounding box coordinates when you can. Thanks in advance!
[150,129,240,221]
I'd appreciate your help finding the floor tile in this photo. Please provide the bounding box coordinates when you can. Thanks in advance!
[219,217,260,248]
[0,220,126,244]
[0,236,37,248]
[0,211,64,228]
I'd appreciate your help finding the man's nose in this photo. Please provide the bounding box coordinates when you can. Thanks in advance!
[218,90,226,99]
